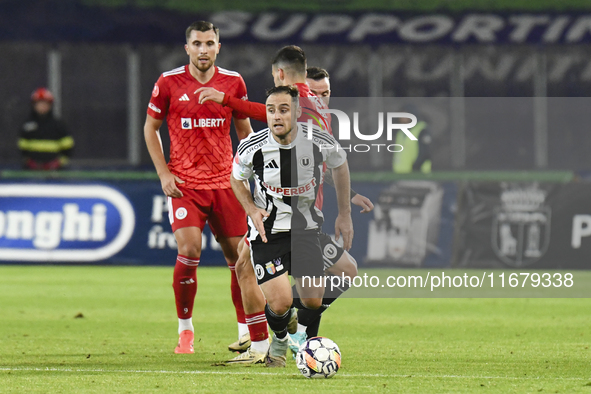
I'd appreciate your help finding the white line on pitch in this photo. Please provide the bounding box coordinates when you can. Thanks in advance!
[0,367,588,381]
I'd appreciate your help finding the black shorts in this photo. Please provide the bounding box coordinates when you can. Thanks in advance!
[250,232,325,285]
[318,232,345,270]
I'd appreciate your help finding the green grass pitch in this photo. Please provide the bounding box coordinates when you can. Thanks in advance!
[1,266,590,393]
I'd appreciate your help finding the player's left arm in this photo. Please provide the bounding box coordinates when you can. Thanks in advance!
[324,169,374,213]
[233,117,253,141]
[332,161,354,251]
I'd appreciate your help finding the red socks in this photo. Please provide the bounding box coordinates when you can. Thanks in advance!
[172,255,199,318]
[173,256,248,331]
[246,312,269,342]
[229,265,246,325]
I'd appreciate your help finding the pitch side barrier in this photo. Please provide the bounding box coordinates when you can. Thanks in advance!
[2,170,588,273]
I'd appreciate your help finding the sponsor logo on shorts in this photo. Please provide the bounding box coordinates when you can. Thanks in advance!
[175,207,188,220]
[273,257,284,271]
[255,265,265,280]
[266,262,276,275]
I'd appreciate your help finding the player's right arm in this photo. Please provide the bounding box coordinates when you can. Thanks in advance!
[144,114,184,198]
[231,145,269,242]
[230,174,269,243]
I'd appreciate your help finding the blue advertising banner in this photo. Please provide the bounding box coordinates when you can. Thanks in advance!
[0,178,456,267]
[0,180,225,266]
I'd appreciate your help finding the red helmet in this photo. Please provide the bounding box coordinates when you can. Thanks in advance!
[31,87,54,103]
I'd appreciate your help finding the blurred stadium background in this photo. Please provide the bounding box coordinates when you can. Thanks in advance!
[3,0,591,171]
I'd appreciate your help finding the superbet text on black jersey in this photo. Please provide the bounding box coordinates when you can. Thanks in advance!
[232,123,347,242]
[147,65,249,190]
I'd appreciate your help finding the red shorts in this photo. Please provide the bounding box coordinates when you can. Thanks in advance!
[167,187,247,238]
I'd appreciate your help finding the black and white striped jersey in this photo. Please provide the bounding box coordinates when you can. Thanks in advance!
[233,123,347,240]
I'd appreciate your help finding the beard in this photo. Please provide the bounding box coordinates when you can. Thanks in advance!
[193,58,214,73]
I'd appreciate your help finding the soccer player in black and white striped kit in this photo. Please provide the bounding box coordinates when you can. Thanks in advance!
[231,85,353,367]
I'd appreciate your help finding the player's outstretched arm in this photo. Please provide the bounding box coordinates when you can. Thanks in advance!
[196,87,225,105]
[332,161,354,250]
[144,114,184,198]
[196,87,266,123]
[230,174,269,243]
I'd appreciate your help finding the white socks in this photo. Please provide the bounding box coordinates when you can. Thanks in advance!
[178,318,194,334]
[238,322,249,338]
[251,339,270,353]
[297,323,307,333]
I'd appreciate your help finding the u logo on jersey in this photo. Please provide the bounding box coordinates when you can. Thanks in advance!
[300,156,312,168]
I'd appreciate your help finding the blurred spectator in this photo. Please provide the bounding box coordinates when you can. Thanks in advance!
[392,109,432,174]
[18,87,74,170]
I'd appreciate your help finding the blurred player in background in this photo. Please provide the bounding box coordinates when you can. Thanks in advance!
[144,21,254,354]
[292,67,374,350]
[231,85,353,367]
[18,87,74,170]
[198,49,374,362]
[198,45,332,364]
[305,67,331,106]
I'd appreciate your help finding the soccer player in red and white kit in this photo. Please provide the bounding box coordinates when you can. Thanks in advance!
[144,21,254,354]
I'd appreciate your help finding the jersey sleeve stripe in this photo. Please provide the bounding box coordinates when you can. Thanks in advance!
[163,66,185,77]
[312,131,337,146]
[301,123,337,145]
[238,134,266,155]
[238,129,269,155]
[217,66,240,77]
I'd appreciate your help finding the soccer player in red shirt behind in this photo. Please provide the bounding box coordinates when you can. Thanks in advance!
[144,21,254,354]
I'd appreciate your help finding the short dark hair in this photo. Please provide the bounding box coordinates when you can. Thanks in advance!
[306,67,330,81]
[266,85,300,99]
[271,45,306,76]
[185,21,219,41]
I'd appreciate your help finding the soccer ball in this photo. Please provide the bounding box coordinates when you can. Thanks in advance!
[295,336,341,378]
